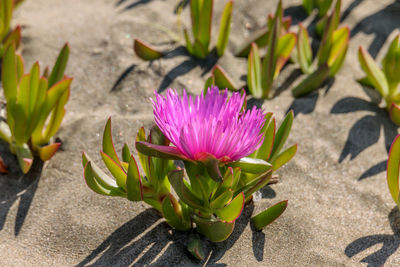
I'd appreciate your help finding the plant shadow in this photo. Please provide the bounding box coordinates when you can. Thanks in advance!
[345,207,400,266]
[0,138,44,236]
[77,202,275,265]
[350,0,400,57]
[330,97,398,178]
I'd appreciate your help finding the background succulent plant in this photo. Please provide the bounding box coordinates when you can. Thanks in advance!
[0,43,71,173]
[0,0,24,58]
[358,33,400,125]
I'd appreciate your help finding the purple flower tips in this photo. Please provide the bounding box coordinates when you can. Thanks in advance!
[151,87,266,163]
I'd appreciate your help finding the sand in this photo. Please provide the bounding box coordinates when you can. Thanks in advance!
[0,0,399,266]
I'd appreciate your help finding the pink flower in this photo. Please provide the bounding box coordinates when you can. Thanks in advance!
[151,87,265,162]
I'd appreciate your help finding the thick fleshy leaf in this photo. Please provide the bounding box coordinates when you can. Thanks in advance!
[37,143,61,161]
[197,0,213,51]
[389,104,400,126]
[358,46,389,97]
[187,238,205,260]
[200,154,222,182]
[134,39,164,61]
[0,121,11,144]
[214,192,245,223]
[214,167,234,197]
[261,12,279,99]
[203,75,215,96]
[269,111,293,161]
[82,152,120,190]
[235,28,269,57]
[2,45,17,103]
[316,6,336,66]
[247,43,262,98]
[183,28,193,55]
[48,43,69,87]
[388,135,400,204]
[328,27,349,76]
[126,155,143,201]
[100,151,127,190]
[271,144,297,171]
[83,162,111,196]
[275,32,296,78]
[251,200,288,231]
[136,141,192,162]
[14,143,33,174]
[122,143,131,163]
[302,0,313,14]
[102,118,121,165]
[227,157,272,174]
[242,171,272,200]
[168,170,206,211]
[190,0,201,38]
[210,189,233,209]
[136,127,150,177]
[382,34,400,88]
[162,194,191,231]
[10,102,27,145]
[194,215,234,242]
[212,64,236,91]
[216,0,233,57]
[192,39,208,59]
[3,25,21,50]
[292,63,330,97]
[252,118,276,161]
[297,23,313,74]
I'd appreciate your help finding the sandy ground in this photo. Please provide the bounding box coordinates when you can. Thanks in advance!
[0,0,399,266]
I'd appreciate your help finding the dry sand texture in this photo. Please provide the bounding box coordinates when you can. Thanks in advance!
[0,0,400,266]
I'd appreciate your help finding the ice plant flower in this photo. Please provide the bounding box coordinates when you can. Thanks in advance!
[150,87,265,163]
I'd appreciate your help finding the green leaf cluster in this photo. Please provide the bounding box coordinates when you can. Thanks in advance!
[0,43,70,173]
[358,34,400,125]
[292,0,349,97]
[0,0,24,58]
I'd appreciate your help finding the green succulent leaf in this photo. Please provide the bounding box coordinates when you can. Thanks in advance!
[203,75,215,95]
[15,143,33,174]
[251,117,276,161]
[210,189,233,209]
[275,32,296,78]
[227,157,272,174]
[212,64,236,91]
[358,46,389,97]
[82,152,121,191]
[269,111,293,161]
[2,45,18,103]
[194,215,234,242]
[241,171,272,201]
[328,26,349,76]
[126,155,143,201]
[83,161,124,196]
[122,143,131,163]
[216,0,233,57]
[162,194,191,231]
[382,34,400,89]
[251,200,288,231]
[100,151,127,190]
[247,43,262,98]
[297,23,313,74]
[271,144,297,171]
[187,238,205,260]
[102,117,121,166]
[136,141,192,162]
[134,39,164,61]
[168,169,206,211]
[387,135,400,205]
[197,0,213,51]
[214,192,245,223]
[48,43,69,88]
[292,63,331,97]
[37,143,61,161]
[389,103,400,126]
[0,121,12,144]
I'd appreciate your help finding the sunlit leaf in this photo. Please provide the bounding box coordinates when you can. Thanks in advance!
[216,0,232,57]
[212,64,236,91]
[251,200,288,231]
[134,39,164,61]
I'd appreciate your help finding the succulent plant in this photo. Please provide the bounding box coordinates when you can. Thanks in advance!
[207,1,296,99]
[0,43,71,173]
[83,87,296,250]
[358,33,400,125]
[0,0,24,58]
[134,0,233,60]
[387,134,400,209]
[292,0,349,97]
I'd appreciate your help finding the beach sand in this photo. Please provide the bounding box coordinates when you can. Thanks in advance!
[0,0,399,265]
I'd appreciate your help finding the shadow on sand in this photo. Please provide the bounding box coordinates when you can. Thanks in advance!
[345,207,400,266]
